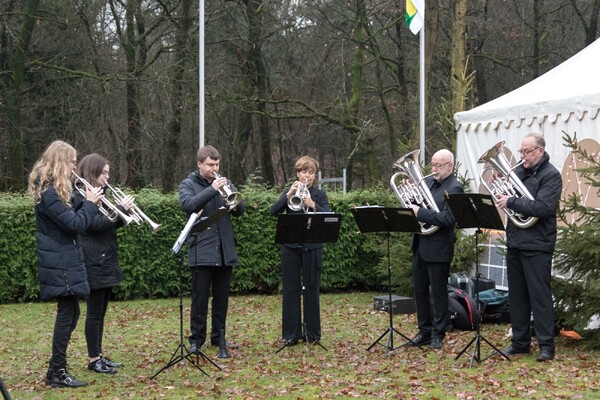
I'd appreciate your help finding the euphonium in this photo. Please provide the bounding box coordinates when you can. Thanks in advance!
[106,183,162,233]
[478,141,538,229]
[72,172,134,225]
[287,179,310,213]
[213,172,242,209]
[390,149,440,235]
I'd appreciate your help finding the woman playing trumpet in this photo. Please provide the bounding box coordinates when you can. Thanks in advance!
[28,141,103,388]
[74,153,133,374]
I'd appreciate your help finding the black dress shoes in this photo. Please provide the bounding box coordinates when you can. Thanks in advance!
[88,358,117,374]
[282,338,299,347]
[502,345,530,355]
[405,333,432,346]
[49,368,87,388]
[537,348,555,361]
[101,355,123,368]
[188,343,202,355]
[429,337,443,350]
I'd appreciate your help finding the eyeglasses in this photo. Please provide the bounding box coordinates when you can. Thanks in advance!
[517,146,540,156]
[101,171,110,177]
[430,161,451,169]
[71,160,77,166]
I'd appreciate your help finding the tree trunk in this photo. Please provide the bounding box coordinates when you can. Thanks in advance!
[451,0,468,113]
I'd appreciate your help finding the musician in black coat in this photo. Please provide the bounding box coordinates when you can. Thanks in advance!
[28,141,102,388]
[406,149,464,350]
[179,146,245,354]
[270,156,331,346]
[73,153,134,374]
[496,133,562,362]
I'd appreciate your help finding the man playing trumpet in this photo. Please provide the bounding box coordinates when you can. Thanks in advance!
[178,145,245,355]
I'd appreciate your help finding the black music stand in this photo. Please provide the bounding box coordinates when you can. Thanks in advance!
[446,193,510,367]
[150,207,228,380]
[351,206,422,353]
[274,212,342,353]
[0,377,11,400]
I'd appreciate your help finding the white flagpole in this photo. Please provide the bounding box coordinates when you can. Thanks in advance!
[419,6,425,166]
[199,0,205,148]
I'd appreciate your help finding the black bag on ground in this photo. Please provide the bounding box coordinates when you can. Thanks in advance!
[447,285,479,331]
[478,288,510,323]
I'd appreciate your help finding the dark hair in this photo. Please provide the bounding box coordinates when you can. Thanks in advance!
[197,146,221,162]
[294,156,319,173]
[77,153,109,187]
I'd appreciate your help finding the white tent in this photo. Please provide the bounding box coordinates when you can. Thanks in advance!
[453,38,600,289]
[455,38,600,195]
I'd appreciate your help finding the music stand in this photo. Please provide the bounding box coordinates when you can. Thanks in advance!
[446,193,510,367]
[150,207,228,380]
[351,206,422,353]
[274,213,342,353]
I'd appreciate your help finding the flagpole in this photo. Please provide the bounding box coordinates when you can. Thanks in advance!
[199,0,205,148]
[419,6,425,166]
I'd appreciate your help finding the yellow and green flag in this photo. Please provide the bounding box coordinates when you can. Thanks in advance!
[406,0,424,34]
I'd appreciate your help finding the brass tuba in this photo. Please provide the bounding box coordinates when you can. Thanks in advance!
[478,141,538,229]
[390,149,440,235]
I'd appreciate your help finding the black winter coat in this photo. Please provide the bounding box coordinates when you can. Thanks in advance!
[178,171,245,267]
[506,152,562,253]
[34,184,100,301]
[73,191,125,290]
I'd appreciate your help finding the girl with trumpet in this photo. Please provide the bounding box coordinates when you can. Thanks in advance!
[28,141,103,388]
[73,153,134,374]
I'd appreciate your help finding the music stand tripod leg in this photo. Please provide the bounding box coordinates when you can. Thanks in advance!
[150,254,217,379]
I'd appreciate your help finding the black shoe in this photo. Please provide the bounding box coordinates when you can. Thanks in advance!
[502,345,530,355]
[211,340,239,349]
[101,355,123,368]
[429,337,443,350]
[537,349,554,361]
[281,338,298,347]
[88,358,117,374]
[405,333,432,346]
[49,368,87,388]
[188,343,202,355]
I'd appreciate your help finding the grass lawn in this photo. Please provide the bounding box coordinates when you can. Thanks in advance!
[0,292,599,399]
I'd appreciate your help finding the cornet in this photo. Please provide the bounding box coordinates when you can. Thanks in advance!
[72,172,134,225]
[213,172,242,209]
[106,183,162,233]
[287,179,310,213]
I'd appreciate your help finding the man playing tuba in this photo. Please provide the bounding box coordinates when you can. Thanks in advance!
[494,133,562,362]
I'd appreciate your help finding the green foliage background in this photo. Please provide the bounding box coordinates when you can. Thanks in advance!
[3,186,476,303]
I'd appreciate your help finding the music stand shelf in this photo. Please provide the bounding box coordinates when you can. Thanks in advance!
[351,206,421,353]
[446,193,510,367]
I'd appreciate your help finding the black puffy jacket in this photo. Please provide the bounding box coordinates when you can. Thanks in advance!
[34,185,100,301]
[178,171,245,267]
[506,152,562,253]
[73,191,125,290]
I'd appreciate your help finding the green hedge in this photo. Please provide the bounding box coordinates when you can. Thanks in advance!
[0,187,477,303]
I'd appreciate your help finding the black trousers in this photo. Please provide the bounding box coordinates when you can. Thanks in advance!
[412,252,449,339]
[85,287,112,358]
[49,295,80,371]
[506,248,555,351]
[189,266,232,346]
[280,246,323,342]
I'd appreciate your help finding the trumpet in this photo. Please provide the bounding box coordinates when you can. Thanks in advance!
[213,172,242,209]
[72,172,134,225]
[106,183,162,233]
[287,179,310,213]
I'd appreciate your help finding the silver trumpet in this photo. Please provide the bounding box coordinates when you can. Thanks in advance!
[213,172,242,209]
[106,183,162,233]
[287,179,310,213]
[72,172,134,225]
[478,141,538,229]
[390,149,440,235]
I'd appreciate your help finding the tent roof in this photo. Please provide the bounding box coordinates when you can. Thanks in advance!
[455,38,600,130]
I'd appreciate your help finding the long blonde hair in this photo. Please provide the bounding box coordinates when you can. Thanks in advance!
[28,141,77,205]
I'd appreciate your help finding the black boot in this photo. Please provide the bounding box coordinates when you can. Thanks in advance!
[50,368,87,388]
[45,366,52,386]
